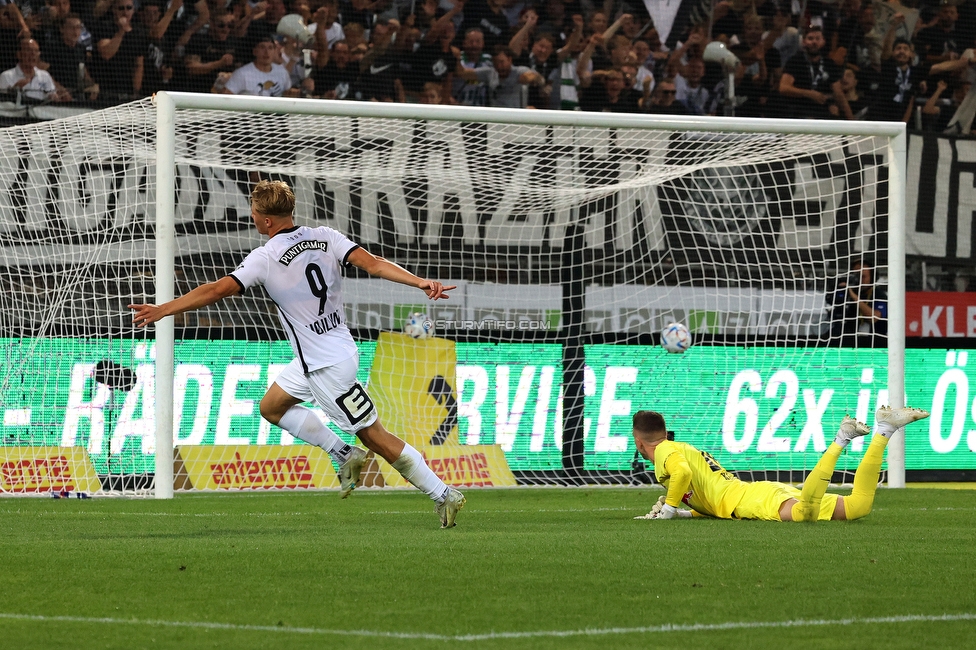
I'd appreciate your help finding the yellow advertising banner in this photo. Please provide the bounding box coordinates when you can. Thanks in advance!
[367,332,516,487]
[174,445,340,491]
[369,331,462,448]
[372,443,517,488]
[0,447,101,494]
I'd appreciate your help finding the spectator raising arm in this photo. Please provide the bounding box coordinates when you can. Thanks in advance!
[231,1,253,39]
[922,79,949,122]
[177,0,211,50]
[313,5,332,68]
[133,55,143,95]
[832,76,854,120]
[97,8,133,61]
[150,0,183,42]
[667,29,704,77]
[881,13,905,62]
[930,48,976,75]
[640,73,652,107]
[424,0,464,45]
[0,3,31,38]
[576,33,601,88]
[93,0,115,20]
[601,12,631,43]
[509,8,537,58]
[557,14,585,60]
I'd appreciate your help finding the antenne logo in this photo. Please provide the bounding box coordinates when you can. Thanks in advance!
[176,445,339,491]
[0,457,74,492]
[422,450,493,486]
[0,448,101,494]
[209,452,315,489]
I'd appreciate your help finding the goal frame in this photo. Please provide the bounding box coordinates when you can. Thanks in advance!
[152,90,908,498]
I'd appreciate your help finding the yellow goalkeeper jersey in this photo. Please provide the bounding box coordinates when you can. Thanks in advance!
[653,440,749,519]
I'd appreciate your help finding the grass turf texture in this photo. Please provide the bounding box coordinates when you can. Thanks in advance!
[1,488,974,649]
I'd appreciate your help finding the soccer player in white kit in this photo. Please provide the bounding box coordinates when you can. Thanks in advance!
[130,180,466,528]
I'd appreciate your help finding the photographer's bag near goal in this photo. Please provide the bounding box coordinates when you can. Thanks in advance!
[0,93,906,496]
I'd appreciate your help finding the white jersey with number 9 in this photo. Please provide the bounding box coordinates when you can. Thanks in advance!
[230,225,360,372]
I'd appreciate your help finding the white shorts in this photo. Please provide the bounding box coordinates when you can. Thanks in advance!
[272,357,378,434]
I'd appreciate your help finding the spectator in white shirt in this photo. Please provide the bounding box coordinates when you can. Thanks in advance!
[0,37,66,101]
[675,57,711,115]
[219,34,295,96]
[455,45,545,108]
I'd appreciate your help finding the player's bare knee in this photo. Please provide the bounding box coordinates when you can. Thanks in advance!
[259,397,285,425]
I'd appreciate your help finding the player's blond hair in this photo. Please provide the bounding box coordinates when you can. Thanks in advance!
[251,180,295,217]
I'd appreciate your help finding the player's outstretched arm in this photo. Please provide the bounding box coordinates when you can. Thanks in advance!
[129,276,241,327]
[347,248,456,300]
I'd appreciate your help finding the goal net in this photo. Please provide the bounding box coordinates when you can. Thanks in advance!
[0,94,905,496]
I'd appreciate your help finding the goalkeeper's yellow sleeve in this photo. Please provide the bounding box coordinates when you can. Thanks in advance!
[662,452,692,508]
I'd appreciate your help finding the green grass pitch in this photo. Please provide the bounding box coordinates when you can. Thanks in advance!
[1,487,974,649]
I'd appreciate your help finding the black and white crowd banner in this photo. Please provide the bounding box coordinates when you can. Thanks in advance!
[3,123,965,275]
[907,133,976,262]
[0,120,892,276]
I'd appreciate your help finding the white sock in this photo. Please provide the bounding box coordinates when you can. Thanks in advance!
[277,406,353,464]
[877,421,899,438]
[834,424,853,449]
[391,443,449,502]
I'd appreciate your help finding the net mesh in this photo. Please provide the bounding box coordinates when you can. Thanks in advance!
[0,98,894,494]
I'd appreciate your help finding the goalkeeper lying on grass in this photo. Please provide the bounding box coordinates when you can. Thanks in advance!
[632,407,929,522]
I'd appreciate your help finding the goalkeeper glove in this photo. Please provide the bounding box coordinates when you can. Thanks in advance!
[634,496,693,519]
[634,495,667,520]
[657,504,694,519]
[658,504,678,519]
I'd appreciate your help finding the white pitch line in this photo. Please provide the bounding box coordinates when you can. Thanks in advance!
[0,506,635,517]
[0,612,973,641]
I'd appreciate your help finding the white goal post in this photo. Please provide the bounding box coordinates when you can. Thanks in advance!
[150,91,907,499]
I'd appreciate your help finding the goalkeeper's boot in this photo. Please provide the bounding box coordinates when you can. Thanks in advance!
[835,415,870,445]
[338,447,368,499]
[875,406,930,429]
[435,488,466,528]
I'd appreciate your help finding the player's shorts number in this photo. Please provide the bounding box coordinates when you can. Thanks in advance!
[305,263,329,315]
[336,383,375,425]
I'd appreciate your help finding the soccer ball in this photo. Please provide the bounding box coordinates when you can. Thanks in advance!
[403,312,434,339]
[661,322,692,353]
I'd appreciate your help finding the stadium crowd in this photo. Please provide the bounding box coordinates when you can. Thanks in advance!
[2,0,976,124]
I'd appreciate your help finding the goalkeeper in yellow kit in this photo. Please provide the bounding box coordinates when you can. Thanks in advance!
[632,406,929,522]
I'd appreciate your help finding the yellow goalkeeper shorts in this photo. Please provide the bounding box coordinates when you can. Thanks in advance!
[731,481,838,521]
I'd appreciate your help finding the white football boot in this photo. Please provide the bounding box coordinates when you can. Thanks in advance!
[875,406,931,429]
[338,447,368,499]
[435,488,466,528]
[835,415,871,445]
